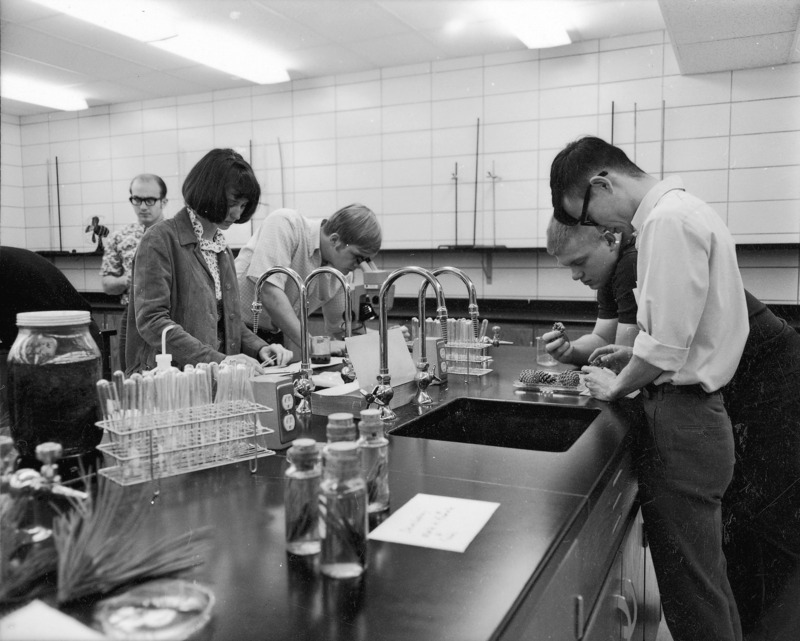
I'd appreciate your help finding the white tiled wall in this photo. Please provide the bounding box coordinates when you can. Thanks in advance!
[1,30,799,305]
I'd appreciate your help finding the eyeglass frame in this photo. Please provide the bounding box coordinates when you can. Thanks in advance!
[553,170,608,227]
[129,196,163,207]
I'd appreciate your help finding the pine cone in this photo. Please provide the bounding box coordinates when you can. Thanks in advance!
[519,369,557,385]
[557,370,581,388]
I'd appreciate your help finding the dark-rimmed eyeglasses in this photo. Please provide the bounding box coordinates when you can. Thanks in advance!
[129,196,161,207]
[553,171,608,227]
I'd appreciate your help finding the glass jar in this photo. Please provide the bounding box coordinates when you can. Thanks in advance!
[284,438,322,556]
[356,408,390,514]
[320,441,368,579]
[7,311,102,464]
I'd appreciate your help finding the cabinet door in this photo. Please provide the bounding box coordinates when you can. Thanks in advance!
[582,549,624,641]
[584,510,650,641]
[620,509,645,641]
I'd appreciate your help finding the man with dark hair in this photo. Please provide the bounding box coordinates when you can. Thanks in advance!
[550,136,748,641]
[545,217,800,640]
[101,173,168,370]
[236,204,382,357]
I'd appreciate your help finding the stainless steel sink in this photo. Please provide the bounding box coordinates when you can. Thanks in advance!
[388,398,600,452]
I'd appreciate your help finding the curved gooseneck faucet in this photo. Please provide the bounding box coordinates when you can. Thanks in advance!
[251,266,314,414]
[367,266,448,420]
[418,266,480,340]
[304,266,355,382]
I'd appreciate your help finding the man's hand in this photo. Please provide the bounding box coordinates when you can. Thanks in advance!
[542,328,572,362]
[587,344,633,373]
[330,339,347,356]
[580,365,620,402]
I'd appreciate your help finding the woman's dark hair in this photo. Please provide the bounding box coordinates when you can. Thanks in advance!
[182,148,260,224]
[550,136,644,222]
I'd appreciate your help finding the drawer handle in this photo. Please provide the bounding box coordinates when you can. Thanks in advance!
[613,578,638,641]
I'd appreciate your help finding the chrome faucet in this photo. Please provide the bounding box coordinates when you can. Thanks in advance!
[419,266,480,338]
[304,266,356,383]
[251,266,314,414]
[367,266,448,420]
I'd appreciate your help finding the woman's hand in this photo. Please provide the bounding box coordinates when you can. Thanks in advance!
[221,353,264,372]
[259,344,293,367]
[587,345,633,373]
[542,329,572,362]
[580,365,619,402]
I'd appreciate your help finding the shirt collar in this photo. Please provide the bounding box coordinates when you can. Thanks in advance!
[631,175,685,233]
[188,208,227,252]
[309,216,323,262]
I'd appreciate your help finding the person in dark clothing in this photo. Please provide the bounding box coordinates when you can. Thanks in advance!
[545,220,800,641]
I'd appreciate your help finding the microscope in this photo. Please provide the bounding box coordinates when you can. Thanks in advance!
[350,266,394,325]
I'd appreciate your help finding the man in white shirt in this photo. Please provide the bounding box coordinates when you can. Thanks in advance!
[550,136,747,641]
[236,203,381,358]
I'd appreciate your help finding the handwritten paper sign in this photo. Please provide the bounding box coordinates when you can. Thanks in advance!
[368,493,499,552]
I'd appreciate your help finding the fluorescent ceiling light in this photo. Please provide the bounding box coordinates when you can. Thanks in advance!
[29,0,289,84]
[1,75,88,111]
[154,27,290,85]
[490,1,571,49]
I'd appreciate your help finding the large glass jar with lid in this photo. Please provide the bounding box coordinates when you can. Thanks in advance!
[7,310,102,466]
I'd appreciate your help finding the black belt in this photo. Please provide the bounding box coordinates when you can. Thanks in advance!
[642,382,715,399]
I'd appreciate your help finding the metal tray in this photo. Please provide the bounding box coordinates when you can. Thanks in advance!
[512,380,586,396]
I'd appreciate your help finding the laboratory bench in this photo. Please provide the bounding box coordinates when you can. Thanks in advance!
[54,345,659,641]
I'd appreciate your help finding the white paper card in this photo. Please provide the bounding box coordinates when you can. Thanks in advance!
[345,328,416,390]
[0,599,105,640]
[368,493,500,552]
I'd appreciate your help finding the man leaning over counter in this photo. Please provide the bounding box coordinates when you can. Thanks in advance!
[544,218,800,641]
[235,203,382,359]
[549,135,747,641]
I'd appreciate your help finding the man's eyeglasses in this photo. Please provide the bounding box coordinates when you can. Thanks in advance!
[553,171,608,227]
[129,196,161,207]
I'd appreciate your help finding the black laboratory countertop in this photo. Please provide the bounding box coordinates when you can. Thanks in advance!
[69,346,641,641]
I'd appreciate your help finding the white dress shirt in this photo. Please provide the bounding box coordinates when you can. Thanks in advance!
[631,176,748,392]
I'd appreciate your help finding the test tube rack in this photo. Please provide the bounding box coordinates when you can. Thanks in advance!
[443,341,493,376]
[96,400,274,486]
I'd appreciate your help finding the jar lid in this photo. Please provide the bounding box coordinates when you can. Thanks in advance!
[327,412,355,427]
[359,408,381,426]
[358,408,383,437]
[16,310,91,327]
[324,440,359,461]
[288,438,320,464]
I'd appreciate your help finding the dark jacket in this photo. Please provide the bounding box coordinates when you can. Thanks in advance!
[125,208,266,373]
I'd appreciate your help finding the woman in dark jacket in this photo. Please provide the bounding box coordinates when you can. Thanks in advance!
[126,149,291,373]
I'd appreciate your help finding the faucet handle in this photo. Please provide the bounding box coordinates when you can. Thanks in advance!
[35,442,63,484]
[340,357,357,384]
[293,373,315,415]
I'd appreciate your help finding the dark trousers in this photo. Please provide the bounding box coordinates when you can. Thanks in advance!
[638,385,742,641]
